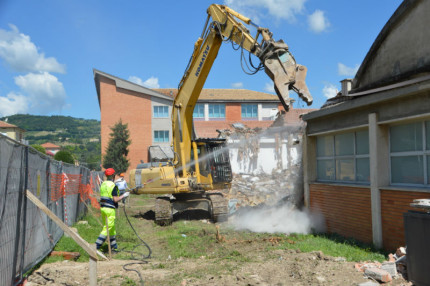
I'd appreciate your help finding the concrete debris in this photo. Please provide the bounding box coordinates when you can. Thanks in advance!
[381,261,397,277]
[355,246,409,283]
[364,267,392,283]
[358,282,380,286]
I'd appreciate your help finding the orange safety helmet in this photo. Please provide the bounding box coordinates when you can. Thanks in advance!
[105,168,115,176]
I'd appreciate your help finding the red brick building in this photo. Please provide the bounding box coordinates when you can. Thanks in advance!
[94,69,313,172]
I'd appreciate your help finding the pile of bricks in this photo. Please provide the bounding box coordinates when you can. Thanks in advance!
[354,247,407,284]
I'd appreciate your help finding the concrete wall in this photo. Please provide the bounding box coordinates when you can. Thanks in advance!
[228,124,305,204]
[151,96,172,152]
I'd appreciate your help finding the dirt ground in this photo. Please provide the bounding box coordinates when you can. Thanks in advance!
[25,250,411,286]
[25,198,412,286]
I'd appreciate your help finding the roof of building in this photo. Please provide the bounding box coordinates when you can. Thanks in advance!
[93,69,173,106]
[41,142,61,149]
[155,88,281,102]
[352,0,425,93]
[0,120,25,131]
[93,68,284,105]
[0,121,18,128]
[304,0,429,120]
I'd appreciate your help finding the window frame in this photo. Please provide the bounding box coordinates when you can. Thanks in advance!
[389,120,430,186]
[153,130,169,143]
[241,103,258,120]
[193,103,205,119]
[316,130,370,184]
[153,106,169,118]
[208,103,226,120]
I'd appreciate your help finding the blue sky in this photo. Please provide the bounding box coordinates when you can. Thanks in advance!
[0,0,403,120]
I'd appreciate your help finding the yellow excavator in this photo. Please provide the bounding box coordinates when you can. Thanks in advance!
[129,4,312,225]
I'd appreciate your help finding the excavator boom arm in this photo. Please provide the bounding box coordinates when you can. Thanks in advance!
[172,4,312,178]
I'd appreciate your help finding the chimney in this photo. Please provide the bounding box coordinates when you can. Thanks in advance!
[340,79,353,96]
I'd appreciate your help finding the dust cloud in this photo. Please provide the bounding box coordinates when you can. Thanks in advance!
[229,203,325,235]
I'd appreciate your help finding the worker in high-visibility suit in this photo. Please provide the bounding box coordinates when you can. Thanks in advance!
[95,168,129,251]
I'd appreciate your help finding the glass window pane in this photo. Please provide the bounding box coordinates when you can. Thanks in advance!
[336,159,354,181]
[335,133,354,156]
[356,130,369,155]
[391,156,424,184]
[426,121,430,150]
[356,158,370,182]
[317,159,335,180]
[390,122,422,152]
[317,136,333,157]
[427,155,430,184]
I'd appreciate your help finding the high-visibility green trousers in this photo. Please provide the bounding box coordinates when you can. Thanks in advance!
[96,207,117,250]
[100,207,116,236]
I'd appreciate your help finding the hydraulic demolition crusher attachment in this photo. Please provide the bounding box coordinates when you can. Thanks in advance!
[260,39,313,111]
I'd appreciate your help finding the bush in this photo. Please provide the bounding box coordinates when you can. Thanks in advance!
[31,144,46,154]
[54,150,75,164]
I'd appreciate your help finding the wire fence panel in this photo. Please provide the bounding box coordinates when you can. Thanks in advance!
[0,134,100,286]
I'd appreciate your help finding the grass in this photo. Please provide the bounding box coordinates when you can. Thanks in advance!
[42,193,388,277]
[274,232,386,262]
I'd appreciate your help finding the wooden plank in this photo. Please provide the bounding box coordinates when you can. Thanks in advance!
[89,245,97,286]
[26,190,107,260]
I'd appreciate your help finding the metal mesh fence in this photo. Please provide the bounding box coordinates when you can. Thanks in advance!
[0,134,102,286]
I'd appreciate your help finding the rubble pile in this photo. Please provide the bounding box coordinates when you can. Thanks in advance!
[227,169,303,211]
[354,246,409,284]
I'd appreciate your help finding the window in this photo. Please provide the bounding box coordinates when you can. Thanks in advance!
[316,130,369,182]
[193,104,205,119]
[208,104,225,119]
[153,106,169,118]
[241,104,258,119]
[154,130,169,143]
[390,121,430,185]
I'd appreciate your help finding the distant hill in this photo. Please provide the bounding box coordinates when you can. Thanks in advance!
[1,114,101,170]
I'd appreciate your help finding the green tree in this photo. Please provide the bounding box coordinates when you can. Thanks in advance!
[54,150,75,164]
[31,144,46,154]
[102,119,131,173]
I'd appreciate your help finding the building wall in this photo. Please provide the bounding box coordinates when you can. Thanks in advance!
[310,184,373,244]
[151,96,172,153]
[380,189,430,250]
[99,76,152,171]
[226,102,241,121]
[0,128,24,141]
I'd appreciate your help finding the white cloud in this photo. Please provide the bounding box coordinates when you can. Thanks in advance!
[338,63,359,77]
[14,72,67,113]
[308,10,330,33]
[223,0,306,23]
[322,83,338,99]
[0,24,65,73]
[264,82,275,93]
[128,76,144,86]
[128,75,160,89]
[0,92,29,116]
[231,82,243,89]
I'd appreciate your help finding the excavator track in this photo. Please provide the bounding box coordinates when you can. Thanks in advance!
[207,193,228,223]
[155,197,173,226]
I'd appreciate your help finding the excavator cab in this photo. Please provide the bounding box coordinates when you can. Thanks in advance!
[190,138,232,187]
[194,138,233,184]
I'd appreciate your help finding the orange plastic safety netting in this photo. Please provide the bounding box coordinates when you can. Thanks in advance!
[50,172,100,209]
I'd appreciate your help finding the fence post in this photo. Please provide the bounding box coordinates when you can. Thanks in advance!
[89,244,97,286]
